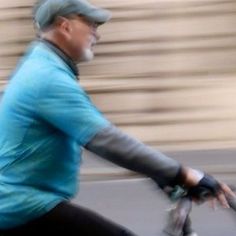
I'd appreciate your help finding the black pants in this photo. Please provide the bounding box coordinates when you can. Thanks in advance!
[0,201,138,236]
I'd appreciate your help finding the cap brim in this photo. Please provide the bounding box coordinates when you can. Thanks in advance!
[85,8,112,25]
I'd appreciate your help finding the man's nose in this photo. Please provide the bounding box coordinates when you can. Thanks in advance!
[94,31,100,41]
[91,27,100,41]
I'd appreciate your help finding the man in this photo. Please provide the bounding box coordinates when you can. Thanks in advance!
[0,0,233,235]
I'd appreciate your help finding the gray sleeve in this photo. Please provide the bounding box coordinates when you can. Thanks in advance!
[85,124,183,188]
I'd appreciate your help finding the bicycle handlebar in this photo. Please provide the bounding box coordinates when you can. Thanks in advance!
[162,185,236,236]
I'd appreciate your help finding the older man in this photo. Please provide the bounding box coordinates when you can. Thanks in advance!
[0,0,233,235]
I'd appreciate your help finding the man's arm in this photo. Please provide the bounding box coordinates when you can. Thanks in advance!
[85,124,235,207]
[85,124,185,189]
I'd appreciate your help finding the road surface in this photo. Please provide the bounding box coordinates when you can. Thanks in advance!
[73,148,236,236]
[74,178,236,236]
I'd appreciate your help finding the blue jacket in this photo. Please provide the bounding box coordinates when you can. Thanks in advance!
[0,40,109,229]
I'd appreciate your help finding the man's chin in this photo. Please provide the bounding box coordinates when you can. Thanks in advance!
[79,49,94,63]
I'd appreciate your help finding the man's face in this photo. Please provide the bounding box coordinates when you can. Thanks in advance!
[67,15,99,62]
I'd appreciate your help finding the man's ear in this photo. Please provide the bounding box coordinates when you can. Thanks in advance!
[55,16,72,36]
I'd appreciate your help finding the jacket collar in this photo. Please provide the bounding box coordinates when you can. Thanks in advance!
[39,38,79,77]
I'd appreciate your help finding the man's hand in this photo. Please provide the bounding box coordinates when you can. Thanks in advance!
[182,167,235,208]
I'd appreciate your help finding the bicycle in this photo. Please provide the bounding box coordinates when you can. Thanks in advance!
[162,185,236,236]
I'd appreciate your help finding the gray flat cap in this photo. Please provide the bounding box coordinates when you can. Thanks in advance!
[33,0,112,30]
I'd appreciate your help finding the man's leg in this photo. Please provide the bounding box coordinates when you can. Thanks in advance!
[0,201,138,236]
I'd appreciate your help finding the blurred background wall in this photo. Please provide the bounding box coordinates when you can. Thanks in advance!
[1,0,236,152]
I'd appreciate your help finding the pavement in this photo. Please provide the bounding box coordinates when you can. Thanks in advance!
[75,178,236,236]
[73,148,236,236]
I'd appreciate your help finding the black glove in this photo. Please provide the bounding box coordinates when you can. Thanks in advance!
[187,174,222,201]
[162,172,222,203]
